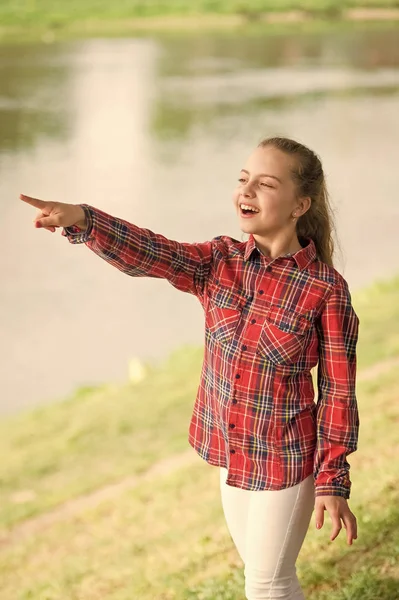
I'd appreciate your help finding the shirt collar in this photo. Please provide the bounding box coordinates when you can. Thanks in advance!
[243,233,317,270]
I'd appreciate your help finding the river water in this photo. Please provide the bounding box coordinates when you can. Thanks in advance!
[1,23,398,414]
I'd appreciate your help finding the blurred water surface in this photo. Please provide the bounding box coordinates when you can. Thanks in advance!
[1,25,399,414]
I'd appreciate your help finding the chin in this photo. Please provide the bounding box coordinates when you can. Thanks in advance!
[240,221,260,231]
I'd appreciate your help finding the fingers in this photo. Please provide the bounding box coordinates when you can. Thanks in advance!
[342,511,357,545]
[37,215,60,228]
[33,210,56,232]
[35,222,56,232]
[315,497,358,546]
[314,500,325,530]
[329,510,342,542]
[33,210,57,231]
[20,194,50,210]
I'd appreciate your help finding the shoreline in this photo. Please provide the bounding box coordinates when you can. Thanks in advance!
[0,8,399,45]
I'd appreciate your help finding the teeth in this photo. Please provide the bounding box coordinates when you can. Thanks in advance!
[240,204,259,213]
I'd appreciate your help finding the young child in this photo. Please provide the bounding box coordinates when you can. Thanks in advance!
[21,136,359,600]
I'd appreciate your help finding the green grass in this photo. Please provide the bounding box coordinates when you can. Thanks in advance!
[0,0,399,44]
[0,345,204,530]
[353,274,399,367]
[0,273,398,598]
[1,0,399,26]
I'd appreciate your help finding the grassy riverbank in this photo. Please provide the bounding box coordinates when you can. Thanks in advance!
[2,0,399,25]
[0,273,398,598]
[1,1,399,45]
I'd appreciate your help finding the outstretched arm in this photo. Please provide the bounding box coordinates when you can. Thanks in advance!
[21,194,216,299]
[62,203,215,298]
[313,277,360,500]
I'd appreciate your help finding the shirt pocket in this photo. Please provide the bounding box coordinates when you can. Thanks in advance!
[205,286,244,346]
[257,304,312,366]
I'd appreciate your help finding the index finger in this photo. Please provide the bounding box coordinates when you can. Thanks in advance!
[20,194,49,209]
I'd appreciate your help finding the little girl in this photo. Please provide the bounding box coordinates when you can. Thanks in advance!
[21,136,359,600]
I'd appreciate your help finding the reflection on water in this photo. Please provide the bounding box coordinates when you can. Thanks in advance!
[152,69,399,140]
[155,26,399,74]
[1,25,399,414]
[0,44,72,153]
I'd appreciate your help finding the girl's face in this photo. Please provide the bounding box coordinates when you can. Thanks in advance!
[232,146,301,235]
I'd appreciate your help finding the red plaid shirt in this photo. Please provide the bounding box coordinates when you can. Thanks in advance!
[63,204,360,499]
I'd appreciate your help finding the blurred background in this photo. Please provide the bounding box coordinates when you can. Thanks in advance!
[1,2,399,599]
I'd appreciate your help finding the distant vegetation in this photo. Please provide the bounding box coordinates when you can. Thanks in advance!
[1,0,399,27]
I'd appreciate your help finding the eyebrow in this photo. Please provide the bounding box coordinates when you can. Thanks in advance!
[240,169,282,183]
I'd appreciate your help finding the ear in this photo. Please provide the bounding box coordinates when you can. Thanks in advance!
[298,196,312,217]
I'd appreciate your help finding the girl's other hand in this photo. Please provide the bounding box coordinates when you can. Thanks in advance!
[20,194,87,233]
[314,495,358,545]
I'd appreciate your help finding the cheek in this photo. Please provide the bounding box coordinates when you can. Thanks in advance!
[261,191,286,211]
[259,193,277,212]
[259,195,288,222]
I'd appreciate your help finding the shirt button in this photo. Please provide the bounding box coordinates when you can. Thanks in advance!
[235,374,240,379]
[242,344,247,351]
[259,290,264,295]
[251,318,256,324]
[232,398,238,404]
[230,449,236,454]
[266,266,272,272]
[229,423,235,429]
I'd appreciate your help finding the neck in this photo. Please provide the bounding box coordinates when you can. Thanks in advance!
[253,230,303,259]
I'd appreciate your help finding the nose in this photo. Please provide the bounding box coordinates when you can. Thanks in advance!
[241,181,255,198]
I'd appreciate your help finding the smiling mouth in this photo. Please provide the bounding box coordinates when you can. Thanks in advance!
[239,205,260,216]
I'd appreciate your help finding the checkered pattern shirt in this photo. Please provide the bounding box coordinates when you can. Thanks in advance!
[63,204,360,499]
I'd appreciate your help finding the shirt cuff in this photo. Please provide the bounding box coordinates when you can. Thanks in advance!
[62,204,94,243]
[314,483,351,499]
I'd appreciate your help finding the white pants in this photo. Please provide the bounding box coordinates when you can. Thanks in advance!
[219,467,315,600]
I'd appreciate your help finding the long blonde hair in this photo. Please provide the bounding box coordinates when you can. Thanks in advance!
[258,136,337,267]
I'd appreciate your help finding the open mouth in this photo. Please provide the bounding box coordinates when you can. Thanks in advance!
[240,205,260,216]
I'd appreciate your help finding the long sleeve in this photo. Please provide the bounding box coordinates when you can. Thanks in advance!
[62,203,215,298]
[313,277,360,499]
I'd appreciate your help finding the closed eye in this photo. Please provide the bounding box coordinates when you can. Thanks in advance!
[238,178,247,183]
[261,183,274,188]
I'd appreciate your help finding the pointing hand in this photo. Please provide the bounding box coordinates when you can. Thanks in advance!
[20,194,87,233]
